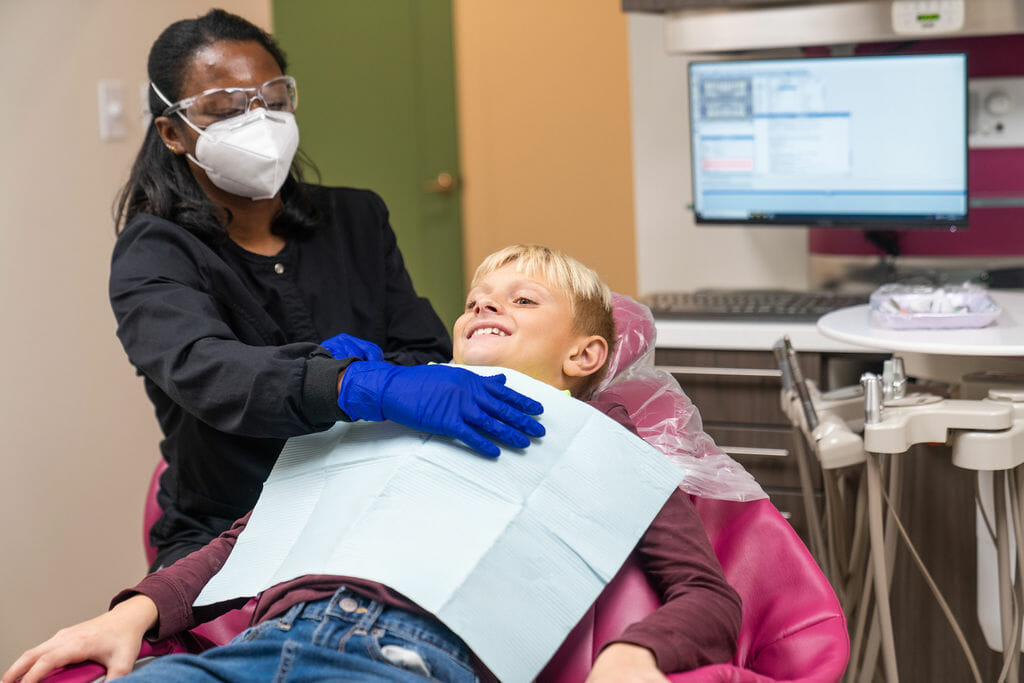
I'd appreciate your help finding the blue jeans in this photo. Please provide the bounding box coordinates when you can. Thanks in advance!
[122,587,479,682]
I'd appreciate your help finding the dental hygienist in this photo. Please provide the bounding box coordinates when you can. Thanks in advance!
[112,9,544,571]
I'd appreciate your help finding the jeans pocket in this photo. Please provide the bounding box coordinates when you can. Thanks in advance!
[379,643,433,678]
[368,629,476,682]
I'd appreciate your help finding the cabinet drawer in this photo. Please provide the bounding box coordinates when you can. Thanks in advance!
[655,348,821,427]
[704,424,821,490]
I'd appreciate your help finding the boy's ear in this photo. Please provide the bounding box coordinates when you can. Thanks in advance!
[563,335,609,380]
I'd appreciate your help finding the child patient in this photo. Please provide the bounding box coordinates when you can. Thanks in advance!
[4,245,741,683]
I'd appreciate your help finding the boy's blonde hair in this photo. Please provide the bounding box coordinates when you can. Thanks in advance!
[471,244,616,397]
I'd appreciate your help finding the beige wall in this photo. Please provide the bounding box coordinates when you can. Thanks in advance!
[453,0,638,296]
[0,0,271,666]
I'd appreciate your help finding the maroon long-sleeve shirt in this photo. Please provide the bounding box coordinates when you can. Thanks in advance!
[113,400,741,677]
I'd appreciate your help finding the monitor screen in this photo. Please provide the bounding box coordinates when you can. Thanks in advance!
[688,53,968,229]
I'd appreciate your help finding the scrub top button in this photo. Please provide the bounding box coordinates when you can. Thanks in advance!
[274,263,285,275]
[339,597,359,613]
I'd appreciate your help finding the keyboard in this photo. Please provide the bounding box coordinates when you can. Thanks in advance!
[643,289,870,322]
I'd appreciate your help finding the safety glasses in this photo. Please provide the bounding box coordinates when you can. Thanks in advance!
[162,75,298,128]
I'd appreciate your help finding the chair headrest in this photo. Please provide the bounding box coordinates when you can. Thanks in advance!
[593,293,767,503]
[602,293,656,385]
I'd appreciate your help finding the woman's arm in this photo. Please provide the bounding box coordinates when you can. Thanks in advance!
[110,217,348,438]
[376,207,453,365]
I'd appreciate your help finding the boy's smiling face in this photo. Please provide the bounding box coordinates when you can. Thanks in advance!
[453,264,602,392]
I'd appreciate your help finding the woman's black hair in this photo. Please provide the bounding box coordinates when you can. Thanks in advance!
[114,8,320,241]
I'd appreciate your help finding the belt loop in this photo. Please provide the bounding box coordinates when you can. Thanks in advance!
[277,600,304,630]
[327,585,349,614]
[353,596,385,632]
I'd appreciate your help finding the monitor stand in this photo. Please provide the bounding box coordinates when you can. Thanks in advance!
[863,230,901,259]
[862,230,901,283]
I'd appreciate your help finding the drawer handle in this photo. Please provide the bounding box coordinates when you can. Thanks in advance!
[720,446,790,458]
[656,365,782,379]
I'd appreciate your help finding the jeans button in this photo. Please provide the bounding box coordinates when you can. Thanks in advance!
[339,597,359,613]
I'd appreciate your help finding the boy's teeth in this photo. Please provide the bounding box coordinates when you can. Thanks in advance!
[471,327,507,338]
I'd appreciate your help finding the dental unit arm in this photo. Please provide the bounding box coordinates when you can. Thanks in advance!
[862,388,1014,455]
[774,336,865,470]
[777,336,1023,683]
[951,386,1024,471]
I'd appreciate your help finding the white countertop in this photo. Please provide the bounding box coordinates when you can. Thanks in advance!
[813,291,1024,382]
[656,291,1024,355]
[654,318,878,353]
[817,291,1024,356]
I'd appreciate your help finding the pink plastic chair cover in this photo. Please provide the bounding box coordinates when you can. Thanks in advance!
[593,294,766,502]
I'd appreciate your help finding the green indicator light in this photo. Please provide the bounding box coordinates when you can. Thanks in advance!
[917,13,941,21]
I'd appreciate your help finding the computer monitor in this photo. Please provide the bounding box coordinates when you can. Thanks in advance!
[688,53,968,231]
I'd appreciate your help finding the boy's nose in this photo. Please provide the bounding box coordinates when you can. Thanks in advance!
[474,298,501,314]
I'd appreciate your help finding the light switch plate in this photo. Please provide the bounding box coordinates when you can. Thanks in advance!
[140,81,152,129]
[969,77,1024,149]
[97,79,126,141]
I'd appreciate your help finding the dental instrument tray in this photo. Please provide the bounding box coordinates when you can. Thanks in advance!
[869,283,1001,330]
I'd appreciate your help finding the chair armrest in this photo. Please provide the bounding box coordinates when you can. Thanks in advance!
[668,663,775,682]
[742,612,849,683]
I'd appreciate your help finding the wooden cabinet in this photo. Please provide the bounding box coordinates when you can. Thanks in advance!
[655,345,1004,681]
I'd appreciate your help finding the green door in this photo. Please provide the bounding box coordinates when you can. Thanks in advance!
[273,0,464,328]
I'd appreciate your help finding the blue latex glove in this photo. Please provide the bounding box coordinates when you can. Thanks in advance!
[321,333,384,362]
[338,362,545,458]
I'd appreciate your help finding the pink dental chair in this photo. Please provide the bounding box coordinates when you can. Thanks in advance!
[43,294,848,682]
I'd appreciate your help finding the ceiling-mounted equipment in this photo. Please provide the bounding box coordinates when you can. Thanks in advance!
[891,0,965,34]
[662,0,1023,54]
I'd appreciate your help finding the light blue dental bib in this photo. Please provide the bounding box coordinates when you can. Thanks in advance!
[196,366,684,682]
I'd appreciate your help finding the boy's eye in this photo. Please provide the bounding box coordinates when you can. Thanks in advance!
[465,300,476,310]
[514,297,536,305]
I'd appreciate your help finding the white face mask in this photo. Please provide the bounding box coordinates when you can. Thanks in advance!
[181,108,300,200]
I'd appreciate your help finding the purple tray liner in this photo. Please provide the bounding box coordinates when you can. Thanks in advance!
[869,291,1002,330]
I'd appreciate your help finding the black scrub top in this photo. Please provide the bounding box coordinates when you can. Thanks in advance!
[110,185,452,565]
